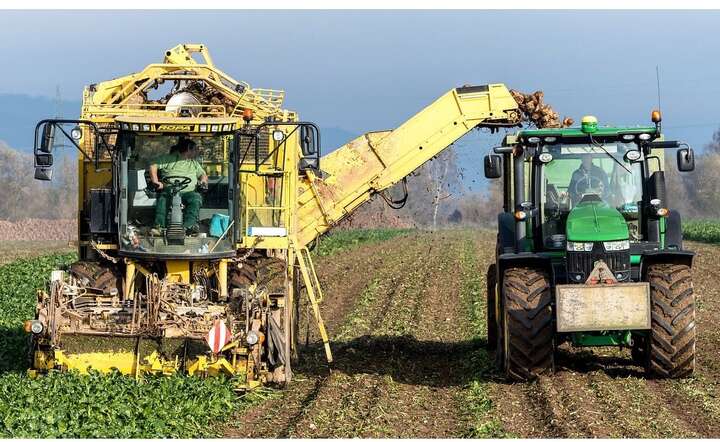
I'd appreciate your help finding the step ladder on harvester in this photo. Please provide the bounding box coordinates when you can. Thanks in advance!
[293,243,333,363]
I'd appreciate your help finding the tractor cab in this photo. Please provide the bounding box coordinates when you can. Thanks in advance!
[486,113,696,275]
[115,116,238,258]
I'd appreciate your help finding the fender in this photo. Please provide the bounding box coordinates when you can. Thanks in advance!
[640,249,695,277]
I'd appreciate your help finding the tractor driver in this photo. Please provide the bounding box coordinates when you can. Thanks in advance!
[149,138,208,235]
[568,156,609,204]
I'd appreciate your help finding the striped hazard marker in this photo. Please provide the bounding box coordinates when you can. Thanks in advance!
[206,319,232,354]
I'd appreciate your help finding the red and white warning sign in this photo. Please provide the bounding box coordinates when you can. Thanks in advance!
[206,319,232,354]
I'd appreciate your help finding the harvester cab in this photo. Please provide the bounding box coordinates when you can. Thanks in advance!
[28,44,330,387]
[485,111,698,381]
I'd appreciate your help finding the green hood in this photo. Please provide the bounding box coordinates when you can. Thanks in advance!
[566,200,628,242]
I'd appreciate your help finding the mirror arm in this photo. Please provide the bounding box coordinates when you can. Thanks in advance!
[54,124,93,162]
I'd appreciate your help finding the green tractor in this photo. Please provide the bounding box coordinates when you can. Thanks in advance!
[484,112,697,381]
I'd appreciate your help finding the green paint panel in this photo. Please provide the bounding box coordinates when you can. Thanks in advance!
[631,255,641,264]
[518,126,658,138]
[571,330,632,347]
[566,200,629,242]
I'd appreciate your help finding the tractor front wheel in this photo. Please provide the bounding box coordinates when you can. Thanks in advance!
[502,267,554,381]
[646,263,696,378]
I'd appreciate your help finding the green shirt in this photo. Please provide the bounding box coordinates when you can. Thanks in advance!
[153,153,206,193]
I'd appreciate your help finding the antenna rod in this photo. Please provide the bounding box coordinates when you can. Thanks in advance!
[656,65,662,112]
[656,65,662,131]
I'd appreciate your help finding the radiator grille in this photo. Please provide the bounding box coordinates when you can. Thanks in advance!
[567,243,630,281]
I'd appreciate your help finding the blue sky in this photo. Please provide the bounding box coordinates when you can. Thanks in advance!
[1,10,718,188]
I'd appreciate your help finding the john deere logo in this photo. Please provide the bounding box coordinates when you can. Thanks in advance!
[157,124,194,131]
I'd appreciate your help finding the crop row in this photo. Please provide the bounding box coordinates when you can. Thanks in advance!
[683,220,720,244]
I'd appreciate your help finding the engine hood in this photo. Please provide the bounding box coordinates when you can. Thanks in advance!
[566,199,628,242]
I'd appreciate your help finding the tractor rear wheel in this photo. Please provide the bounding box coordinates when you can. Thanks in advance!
[646,263,696,378]
[486,264,498,350]
[502,267,554,381]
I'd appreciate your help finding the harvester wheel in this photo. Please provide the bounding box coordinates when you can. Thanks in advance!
[502,267,554,381]
[486,264,498,350]
[68,261,121,292]
[646,263,695,378]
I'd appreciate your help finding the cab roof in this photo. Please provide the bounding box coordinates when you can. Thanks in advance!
[115,116,238,125]
[517,125,659,138]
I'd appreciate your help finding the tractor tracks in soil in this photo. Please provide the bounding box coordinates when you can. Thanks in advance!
[226,231,720,438]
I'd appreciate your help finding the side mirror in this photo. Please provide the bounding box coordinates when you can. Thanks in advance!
[677,147,695,172]
[39,122,56,153]
[484,154,502,179]
[33,152,54,181]
[34,167,53,181]
[35,153,53,167]
[300,125,317,156]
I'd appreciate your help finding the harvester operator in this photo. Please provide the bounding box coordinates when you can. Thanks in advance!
[149,138,208,235]
[568,156,609,204]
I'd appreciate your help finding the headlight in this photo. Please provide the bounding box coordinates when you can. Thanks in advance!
[603,240,630,251]
[567,241,594,252]
[527,136,541,144]
[543,136,557,143]
[70,126,83,140]
[246,331,259,345]
[538,152,553,163]
[638,133,652,141]
[24,320,44,334]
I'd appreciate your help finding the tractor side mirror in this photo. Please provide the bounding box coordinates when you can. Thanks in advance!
[677,147,695,172]
[39,122,56,153]
[484,154,502,179]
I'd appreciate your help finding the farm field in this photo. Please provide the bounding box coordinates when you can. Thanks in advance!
[2,229,720,437]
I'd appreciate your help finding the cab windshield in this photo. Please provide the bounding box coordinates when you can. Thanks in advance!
[539,142,643,248]
[118,132,235,256]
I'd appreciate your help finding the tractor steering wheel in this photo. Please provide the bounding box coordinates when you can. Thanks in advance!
[161,175,192,193]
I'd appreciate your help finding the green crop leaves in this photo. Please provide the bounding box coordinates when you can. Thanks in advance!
[0,253,76,372]
[683,220,720,244]
[0,253,255,438]
[0,371,239,438]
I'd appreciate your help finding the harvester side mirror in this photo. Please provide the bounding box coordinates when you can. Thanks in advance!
[33,152,54,181]
[300,125,317,156]
[677,147,695,172]
[484,154,502,179]
[39,122,56,153]
[34,167,53,181]
[35,153,53,167]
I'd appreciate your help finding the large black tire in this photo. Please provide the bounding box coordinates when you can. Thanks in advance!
[646,263,695,378]
[502,267,554,381]
[486,264,498,350]
[69,261,121,292]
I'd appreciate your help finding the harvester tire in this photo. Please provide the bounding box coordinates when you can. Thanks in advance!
[69,261,121,292]
[486,264,498,350]
[502,267,554,381]
[646,263,695,378]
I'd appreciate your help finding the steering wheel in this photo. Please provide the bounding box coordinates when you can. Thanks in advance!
[573,175,605,198]
[162,175,192,193]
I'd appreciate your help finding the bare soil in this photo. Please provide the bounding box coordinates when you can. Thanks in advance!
[225,231,720,438]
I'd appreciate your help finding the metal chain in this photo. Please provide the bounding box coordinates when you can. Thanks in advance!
[90,241,119,264]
